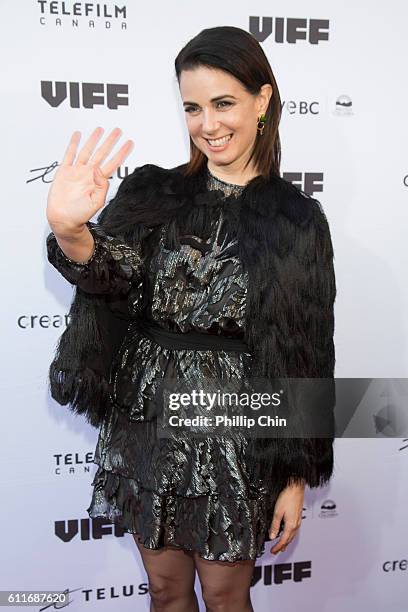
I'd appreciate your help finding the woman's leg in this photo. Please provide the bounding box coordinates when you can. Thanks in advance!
[194,553,255,612]
[133,534,199,612]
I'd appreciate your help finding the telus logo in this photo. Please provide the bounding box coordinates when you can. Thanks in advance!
[249,17,329,44]
[41,81,129,109]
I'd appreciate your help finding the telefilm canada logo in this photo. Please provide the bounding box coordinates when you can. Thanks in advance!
[53,451,95,476]
[249,16,329,44]
[37,1,127,30]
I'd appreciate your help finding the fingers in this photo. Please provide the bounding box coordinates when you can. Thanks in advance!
[100,139,134,178]
[76,126,105,165]
[60,130,81,166]
[60,127,133,179]
[270,527,292,555]
[270,524,300,555]
[268,515,283,540]
[89,127,123,167]
[269,519,301,555]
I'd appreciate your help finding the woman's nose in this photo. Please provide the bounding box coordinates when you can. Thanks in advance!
[201,109,220,133]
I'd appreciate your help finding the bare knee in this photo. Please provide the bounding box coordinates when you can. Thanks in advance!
[148,579,173,609]
[148,578,191,610]
[201,586,251,612]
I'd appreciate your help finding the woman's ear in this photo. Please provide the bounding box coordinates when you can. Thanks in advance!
[257,83,273,114]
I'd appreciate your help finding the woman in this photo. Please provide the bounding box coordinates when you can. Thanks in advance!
[46,26,336,612]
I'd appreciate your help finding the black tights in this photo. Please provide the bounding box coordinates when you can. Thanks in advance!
[133,534,255,612]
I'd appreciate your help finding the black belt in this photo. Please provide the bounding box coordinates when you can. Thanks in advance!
[136,317,250,353]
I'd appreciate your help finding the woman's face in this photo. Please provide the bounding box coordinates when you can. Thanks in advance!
[179,66,272,172]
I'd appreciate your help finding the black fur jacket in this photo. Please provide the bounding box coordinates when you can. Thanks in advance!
[47,162,337,499]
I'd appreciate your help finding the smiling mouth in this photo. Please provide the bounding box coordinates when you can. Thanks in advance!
[205,133,233,146]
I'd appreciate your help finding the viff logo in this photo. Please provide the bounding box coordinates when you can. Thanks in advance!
[55,518,127,541]
[41,81,129,109]
[251,561,312,586]
[249,17,329,44]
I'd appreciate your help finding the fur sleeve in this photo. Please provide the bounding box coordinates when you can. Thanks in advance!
[46,165,155,427]
[288,198,337,488]
[298,199,336,378]
[246,197,337,494]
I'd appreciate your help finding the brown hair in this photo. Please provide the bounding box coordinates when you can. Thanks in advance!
[174,25,282,179]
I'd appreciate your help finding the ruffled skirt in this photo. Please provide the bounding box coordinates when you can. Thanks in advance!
[86,404,278,563]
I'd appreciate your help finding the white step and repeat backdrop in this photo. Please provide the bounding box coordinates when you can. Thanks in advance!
[1,1,407,611]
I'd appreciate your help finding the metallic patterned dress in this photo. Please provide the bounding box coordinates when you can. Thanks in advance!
[47,167,276,562]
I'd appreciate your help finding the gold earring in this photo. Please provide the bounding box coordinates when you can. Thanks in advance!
[257,114,267,135]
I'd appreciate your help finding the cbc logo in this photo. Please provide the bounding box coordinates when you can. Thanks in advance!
[282,101,319,115]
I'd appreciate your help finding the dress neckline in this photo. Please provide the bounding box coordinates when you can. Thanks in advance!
[206,167,247,188]
[205,167,246,199]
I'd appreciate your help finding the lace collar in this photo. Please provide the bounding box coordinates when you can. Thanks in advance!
[205,167,246,199]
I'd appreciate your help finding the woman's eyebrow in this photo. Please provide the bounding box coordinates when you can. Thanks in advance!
[183,95,237,106]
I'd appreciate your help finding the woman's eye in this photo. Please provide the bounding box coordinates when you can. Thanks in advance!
[184,101,232,113]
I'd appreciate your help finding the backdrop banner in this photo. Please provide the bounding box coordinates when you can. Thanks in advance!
[1,2,407,611]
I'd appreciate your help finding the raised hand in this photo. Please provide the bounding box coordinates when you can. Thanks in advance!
[46,127,134,237]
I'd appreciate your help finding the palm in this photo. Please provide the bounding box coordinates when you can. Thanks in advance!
[46,127,134,232]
